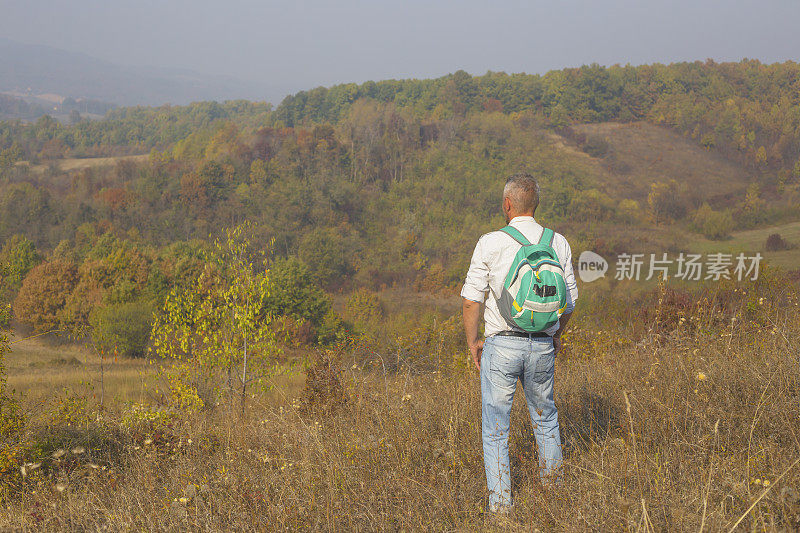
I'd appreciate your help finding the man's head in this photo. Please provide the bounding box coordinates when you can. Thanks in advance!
[502,173,540,223]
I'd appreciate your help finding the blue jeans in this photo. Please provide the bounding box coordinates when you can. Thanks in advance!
[480,334,563,508]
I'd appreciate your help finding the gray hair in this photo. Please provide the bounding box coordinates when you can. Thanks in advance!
[503,173,540,213]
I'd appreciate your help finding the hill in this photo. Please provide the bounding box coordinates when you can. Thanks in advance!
[0,38,283,108]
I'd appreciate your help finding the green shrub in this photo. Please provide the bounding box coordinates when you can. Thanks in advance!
[345,288,383,332]
[90,300,155,358]
[582,135,610,158]
[691,203,734,240]
[316,308,349,345]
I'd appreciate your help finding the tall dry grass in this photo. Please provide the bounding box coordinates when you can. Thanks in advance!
[2,277,799,531]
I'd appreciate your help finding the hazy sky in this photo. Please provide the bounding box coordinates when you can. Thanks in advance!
[2,0,800,99]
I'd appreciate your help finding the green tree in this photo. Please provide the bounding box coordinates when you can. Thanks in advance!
[298,227,352,288]
[262,257,332,331]
[151,225,278,413]
[0,235,41,299]
[90,300,155,358]
[691,203,734,240]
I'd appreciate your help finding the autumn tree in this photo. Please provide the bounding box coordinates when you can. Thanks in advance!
[13,260,79,334]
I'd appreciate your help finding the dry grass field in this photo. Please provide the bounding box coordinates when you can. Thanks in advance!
[686,220,800,271]
[2,275,799,531]
[16,154,149,175]
[7,336,152,410]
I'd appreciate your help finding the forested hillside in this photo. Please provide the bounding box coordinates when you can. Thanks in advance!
[275,60,800,176]
[2,59,800,344]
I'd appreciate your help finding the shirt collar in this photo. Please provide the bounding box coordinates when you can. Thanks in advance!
[509,215,536,224]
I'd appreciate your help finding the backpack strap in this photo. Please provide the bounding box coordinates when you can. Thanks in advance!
[539,227,555,247]
[500,226,531,246]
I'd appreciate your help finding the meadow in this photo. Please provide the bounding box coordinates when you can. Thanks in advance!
[687,220,800,271]
[2,274,799,532]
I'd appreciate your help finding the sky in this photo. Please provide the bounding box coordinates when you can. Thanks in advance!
[2,0,800,100]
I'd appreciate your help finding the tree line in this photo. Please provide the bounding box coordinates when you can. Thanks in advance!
[2,59,800,351]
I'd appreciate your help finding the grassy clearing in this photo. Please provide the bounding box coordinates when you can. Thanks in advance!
[571,122,754,203]
[686,220,800,270]
[2,277,799,531]
[6,335,152,410]
[16,154,149,175]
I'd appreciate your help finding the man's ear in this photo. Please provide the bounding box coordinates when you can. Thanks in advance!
[502,196,511,214]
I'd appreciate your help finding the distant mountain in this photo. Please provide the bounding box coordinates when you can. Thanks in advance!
[0,93,48,120]
[0,38,284,107]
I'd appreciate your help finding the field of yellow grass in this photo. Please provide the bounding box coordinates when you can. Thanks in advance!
[568,122,754,203]
[16,154,149,175]
[2,277,799,531]
[7,336,151,409]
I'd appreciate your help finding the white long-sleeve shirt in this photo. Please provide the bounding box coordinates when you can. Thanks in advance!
[460,216,578,338]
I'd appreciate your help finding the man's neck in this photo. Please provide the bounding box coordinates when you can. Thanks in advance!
[508,214,535,223]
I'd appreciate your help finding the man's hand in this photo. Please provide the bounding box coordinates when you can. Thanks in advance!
[469,339,484,371]
[552,312,572,357]
[552,335,562,356]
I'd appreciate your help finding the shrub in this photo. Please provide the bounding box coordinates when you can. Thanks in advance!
[691,203,734,240]
[345,287,383,332]
[648,180,689,224]
[414,263,450,293]
[581,134,610,158]
[765,233,790,251]
[301,348,347,415]
[315,308,349,345]
[569,189,616,222]
[273,315,315,346]
[617,199,642,223]
[89,300,155,358]
[0,305,24,491]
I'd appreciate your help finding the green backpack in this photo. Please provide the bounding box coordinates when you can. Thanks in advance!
[497,226,568,333]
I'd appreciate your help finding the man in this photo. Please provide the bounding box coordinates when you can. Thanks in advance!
[461,173,578,513]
